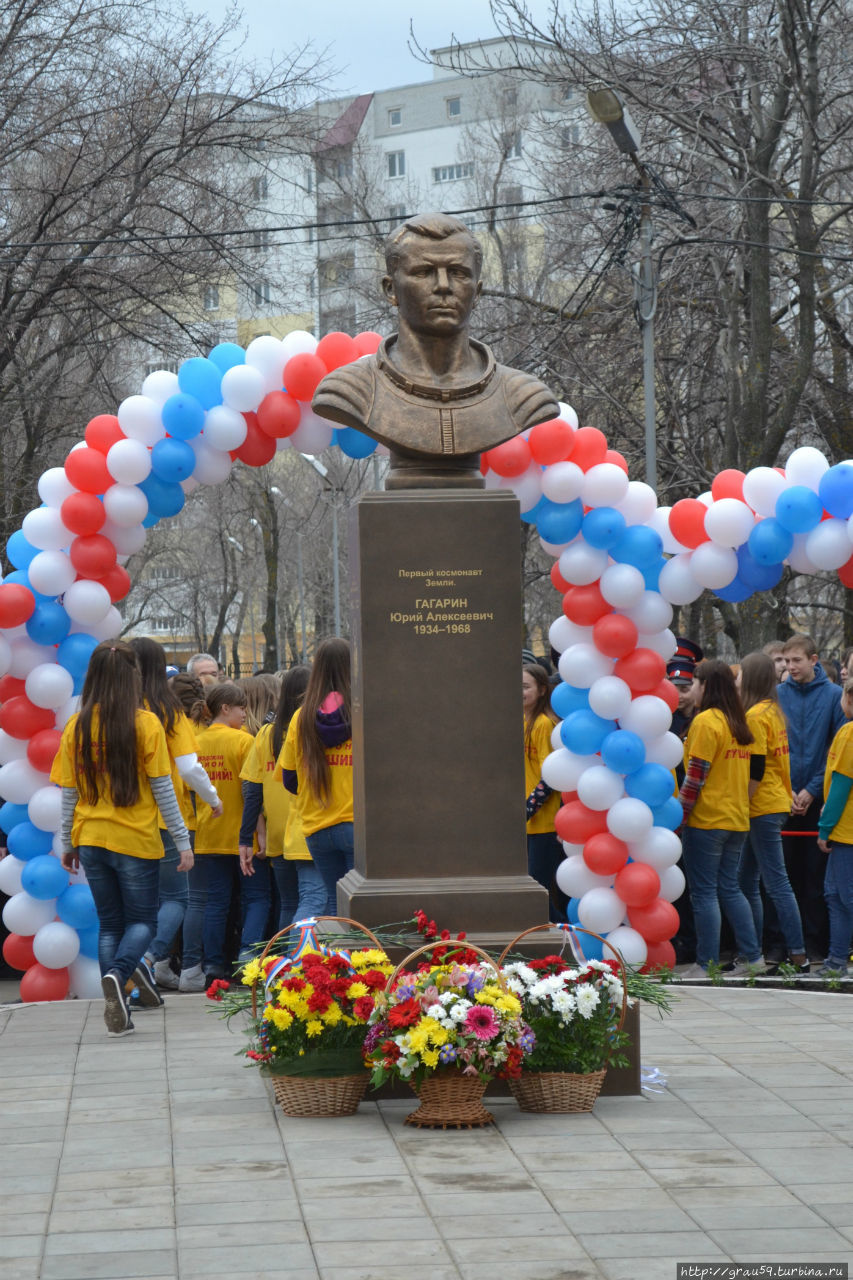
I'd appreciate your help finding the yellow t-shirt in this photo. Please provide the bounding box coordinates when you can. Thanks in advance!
[823,721,853,843]
[684,706,751,832]
[278,706,353,837]
[50,708,172,859]
[194,722,253,855]
[746,699,792,818]
[240,723,310,860]
[525,713,560,835]
[144,702,201,832]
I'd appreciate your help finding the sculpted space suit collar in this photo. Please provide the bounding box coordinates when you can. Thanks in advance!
[375,335,497,403]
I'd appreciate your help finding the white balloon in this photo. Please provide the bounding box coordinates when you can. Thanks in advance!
[704,499,754,549]
[805,519,852,571]
[89,607,122,642]
[647,506,689,555]
[281,329,318,360]
[100,520,147,556]
[69,954,104,999]
[742,466,788,516]
[203,405,248,452]
[607,796,654,841]
[181,477,200,495]
[106,438,152,485]
[578,886,626,935]
[38,468,77,508]
[617,482,658,525]
[190,438,233,485]
[0,853,25,895]
[787,532,818,575]
[27,550,74,597]
[548,614,576,654]
[0,730,28,763]
[141,369,180,405]
[577,764,625,810]
[658,554,703,605]
[0,634,11,677]
[658,863,686,902]
[117,395,165,446]
[786,445,828,492]
[689,542,738,588]
[542,749,599,792]
[22,507,72,553]
[221,364,265,412]
[643,731,684,770]
[542,460,584,504]
[600,563,645,608]
[588,675,633,722]
[505,463,543,513]
[245,334,286,392]
[561,841,585,859]
[558,541,609,586]
[290,408,334,453]
[558,643,613,688]
[33,920,80,969]
[539,535,572,556]
[9,638,56,678]
[556,855,613,899]
[557,400,579,430]
[629,826,682,871]
[619,695,673,741]
[582,463,629,508]
[25,663,74,710]
[604,925,648,967]
[698,491,713,507]
[2,890,55,936]
[29,784,62,832]
[551,723,564,752]
[63,580,111,626]
[638,628,678,661]
[556,619,594,649]
[103,484,148,528]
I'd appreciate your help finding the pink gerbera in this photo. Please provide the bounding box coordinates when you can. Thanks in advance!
[464,1005,499,1040]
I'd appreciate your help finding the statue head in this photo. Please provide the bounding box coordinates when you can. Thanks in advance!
[384,212,484,278]
[382,213,483,338]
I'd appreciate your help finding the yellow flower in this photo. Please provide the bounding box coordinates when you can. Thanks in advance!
[428,1024,449,1046]
[407,1022,432,1053]
[321,1003,343,1026]
[495,993,522,1016]
[306,1020,324,1037]
[350,949,389,969]
[269,1007,293,1031]
[347,981,369,999]
[241,959,263,986]
[420,1048,440,1068]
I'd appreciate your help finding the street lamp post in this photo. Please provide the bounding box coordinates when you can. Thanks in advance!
[299,453,342,639]
[271,486,307,663]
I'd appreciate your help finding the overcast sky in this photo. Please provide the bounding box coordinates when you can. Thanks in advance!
[195,0,555,96]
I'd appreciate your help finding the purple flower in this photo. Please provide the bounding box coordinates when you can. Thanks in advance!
[438,1044,457,1064]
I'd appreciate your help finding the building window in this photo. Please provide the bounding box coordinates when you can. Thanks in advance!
[502,86,517,108]
[502,131,522,159]
[145,359,179,377]
[388,107,402,127]
[446,96,461,118]
[306,168,313,193]
[252,282,271,306]
[248,228,271,251]
[432,161,474,184]
[203,285,219,312]
[388,203,407,222]
[563,86,575,101]
[561,124,580,146]
[387,150,405,178]
[320,254,354,287]
[251,175,269,199]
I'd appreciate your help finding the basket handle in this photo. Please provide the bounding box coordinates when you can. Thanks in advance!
[383,940,508,997]
[250,916,384,1017]
[498,923,627,1033]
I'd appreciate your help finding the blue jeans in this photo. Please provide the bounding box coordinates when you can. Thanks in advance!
[78,845,159,985]
[271,860,329,936]
[147,829,189,962]
[527,832,565,923]
[305,823,354,915]
[739,813,805,956]
[240,856,272,958]
[824,842,853,968]
[681,826,761,967]
[185,855,237,977]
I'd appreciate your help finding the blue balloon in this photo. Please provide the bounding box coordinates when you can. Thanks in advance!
[139,473,185,518]
[551,682,590,719]
[6,530,38,570]
[715,576,753,603]
[520,496,547,525]
[76,923,100,958]
[208,342,246,374]
[6,820,53,862]
[566,896,581,925]
[57,883,99,931]
[748,517,793,566]
[57,631,98,678]
[652,795,684,831]
[22,854,69,900]
[611,525,663,570]
[177,357,223,410]
[151,437,197,483]
[142,510,161,528]
[625,763,676,809]
[775,485,822,534]
[0,802,29,834]
[560,709,616,755]
[3,570,54,604]
[26,601,71,646]
[573,928,605,961]
[736,544,783,591]
[642,558,665,591]
[601,729,646,775]
[582,506,626,550]
[337,427,377,459]
[536,498,583,545]
[160,393,205,441]
[819,463,853,520]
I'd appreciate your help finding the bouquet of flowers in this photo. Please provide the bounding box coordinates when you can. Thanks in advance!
[365,960,535,1088]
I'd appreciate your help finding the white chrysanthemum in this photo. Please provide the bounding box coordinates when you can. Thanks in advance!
[449,999,473,1023]
[575,983,601,1018]
[505,977,525,996]
[530,974,564,1001]
[438,991,456,1006]
[552,989,576,1017]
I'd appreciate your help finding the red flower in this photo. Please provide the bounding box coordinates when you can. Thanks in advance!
[388,998,421,1028]
[440,928,450,941]
[261,956,282,974]
[360,970,387,990]
[353,996,375,1020]
[282,976,306,992]
[205,978,230,1000]
[306,990,333,1014]
[380,1039,401,1061]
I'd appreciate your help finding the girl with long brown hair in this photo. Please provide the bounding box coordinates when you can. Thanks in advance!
[51,641,192,1037]
[522,662,562,921]
[678,658,763,977]
[279,638,353,915]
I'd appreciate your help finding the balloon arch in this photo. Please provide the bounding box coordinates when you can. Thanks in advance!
[2,326,853,1000]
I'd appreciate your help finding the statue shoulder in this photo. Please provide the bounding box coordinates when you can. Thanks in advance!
[497,364,560,431]
[312,359,376,430]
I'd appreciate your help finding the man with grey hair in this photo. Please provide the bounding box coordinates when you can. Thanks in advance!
[186,652,220,688]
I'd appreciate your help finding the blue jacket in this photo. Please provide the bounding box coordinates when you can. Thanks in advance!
[777,663,845,798]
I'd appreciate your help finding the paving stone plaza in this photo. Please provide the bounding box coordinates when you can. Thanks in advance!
[0,985,851,1279]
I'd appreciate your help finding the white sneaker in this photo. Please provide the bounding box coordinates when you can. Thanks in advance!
[677,964,709,980]
[152,959,180,990]
[178,964,206,992]
[724,955,766,978]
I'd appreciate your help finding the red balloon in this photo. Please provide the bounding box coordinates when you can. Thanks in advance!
[353,330,382,356]
[711,469,746,503]
[84,414,124,454]
[283,353,327,401]
[256,391,301,440]
[64,446,112,494]
[20,962,69,1003]
[654,679,680,713]
[563,583,611,626]
[642,939,676,972]
[27,727,62,773]
[670,498,710,549]
[3,932,36,971]
[583,832,629,876]
[529,417,575,465]
[232,412,277,467]
[488,436,531,478]
[555,799,609,844]
[839,553,853,588]
[316,331,359,371]
[567,426,607,471]
[0,696,56,740]
[593,613,639,659]
[69,534,116,578]
[605,449,629,474]
[614,648,666,693]
[61,491,105,536]
[614,861,661,907]
[550,561,571,594]
[560,790,578,805]
[627,897,679,943]
[0,674,27,702]
[0,583,36,628]
[98,563,131,603]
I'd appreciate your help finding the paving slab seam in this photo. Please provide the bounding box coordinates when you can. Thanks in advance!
[38,1002,90,1280]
